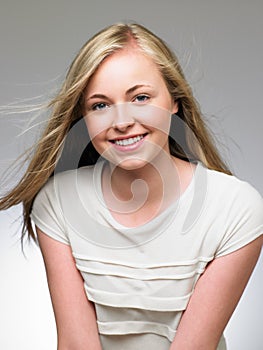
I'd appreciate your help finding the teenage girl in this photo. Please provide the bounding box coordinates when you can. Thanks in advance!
[1,23,262,350]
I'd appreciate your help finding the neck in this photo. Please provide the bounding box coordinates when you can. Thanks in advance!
[102,152,184,216]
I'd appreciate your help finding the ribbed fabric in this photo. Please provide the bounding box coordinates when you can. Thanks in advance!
[31,160,263,349]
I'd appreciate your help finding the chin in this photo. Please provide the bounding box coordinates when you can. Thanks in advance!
[113,158,149,171]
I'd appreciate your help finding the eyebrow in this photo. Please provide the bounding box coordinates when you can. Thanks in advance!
[86,84,153,101]
[86,93,108,102]
[125,84,153,95]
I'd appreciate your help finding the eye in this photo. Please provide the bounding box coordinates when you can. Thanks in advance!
[91,102,109,111]
[133,94,150,103]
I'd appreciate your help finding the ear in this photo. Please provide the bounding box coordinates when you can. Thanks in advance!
[172,101,179,114]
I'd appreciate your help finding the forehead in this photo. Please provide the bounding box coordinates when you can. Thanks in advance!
[86,48,163,92]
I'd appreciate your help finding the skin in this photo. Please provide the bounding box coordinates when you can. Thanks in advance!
[37,229,102,350]
[37,47,263,349]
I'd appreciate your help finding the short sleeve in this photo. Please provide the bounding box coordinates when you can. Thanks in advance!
[30,177,70,245]
[215,181,263,257]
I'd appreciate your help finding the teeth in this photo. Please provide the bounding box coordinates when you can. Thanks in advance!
[114,135,144,146]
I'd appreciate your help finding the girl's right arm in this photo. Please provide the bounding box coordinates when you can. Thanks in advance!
[37,227,102,350]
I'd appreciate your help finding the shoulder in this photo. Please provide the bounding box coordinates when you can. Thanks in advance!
[204,165,263,236]
[32,163,100,215]
[39,161,104,195]
[30,162,105,244]
[204,165,263,210]
[194,164,263,257]
[33,160,106,215]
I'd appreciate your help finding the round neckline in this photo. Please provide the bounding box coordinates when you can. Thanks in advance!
[93,159,202,233]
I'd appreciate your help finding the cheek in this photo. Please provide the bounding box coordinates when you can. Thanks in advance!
[136,105,171,135]
[84,115,109,143]
[153,114,171,136]
[84,107,117,141]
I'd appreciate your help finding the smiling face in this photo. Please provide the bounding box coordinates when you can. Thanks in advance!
[83,47,178,170]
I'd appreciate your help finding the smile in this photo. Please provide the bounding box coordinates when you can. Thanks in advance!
[109,133,147,152]
[110,134,147,146]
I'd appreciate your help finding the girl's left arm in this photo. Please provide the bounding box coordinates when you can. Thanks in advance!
[170,235,263,350]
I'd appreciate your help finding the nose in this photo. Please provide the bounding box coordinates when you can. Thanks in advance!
[112,103,135,131]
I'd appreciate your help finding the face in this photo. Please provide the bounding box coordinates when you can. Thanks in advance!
[83,48,178,170]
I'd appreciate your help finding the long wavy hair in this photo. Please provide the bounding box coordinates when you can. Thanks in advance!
[0,22,231,241]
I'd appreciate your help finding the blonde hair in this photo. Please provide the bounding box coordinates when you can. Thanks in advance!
[0,22,231,241]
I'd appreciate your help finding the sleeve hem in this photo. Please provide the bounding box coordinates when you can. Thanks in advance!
[215,228,263,258]
[30,213,70,245]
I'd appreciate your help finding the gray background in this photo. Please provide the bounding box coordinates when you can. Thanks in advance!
[0,0,262,349]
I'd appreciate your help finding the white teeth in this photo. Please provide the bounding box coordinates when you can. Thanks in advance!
[114,135,144,146]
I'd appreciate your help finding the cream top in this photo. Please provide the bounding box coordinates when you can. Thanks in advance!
[31,161,263,349]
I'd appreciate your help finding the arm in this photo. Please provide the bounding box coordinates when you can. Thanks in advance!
[170,235,263,350]
[37,227,102,350]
